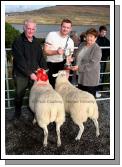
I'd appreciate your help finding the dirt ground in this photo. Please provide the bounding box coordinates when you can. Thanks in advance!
[5,100,110,155]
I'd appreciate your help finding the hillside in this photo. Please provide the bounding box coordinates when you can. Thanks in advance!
[5,5,110,25]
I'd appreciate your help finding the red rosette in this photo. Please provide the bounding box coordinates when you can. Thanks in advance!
[36,69,48,81]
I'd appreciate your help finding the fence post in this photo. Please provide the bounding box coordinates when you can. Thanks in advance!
[5,50,11,108]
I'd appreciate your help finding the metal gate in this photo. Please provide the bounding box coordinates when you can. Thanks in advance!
[5,47,110,110]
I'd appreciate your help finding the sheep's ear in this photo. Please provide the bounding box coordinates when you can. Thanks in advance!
[52,73,58,77]
[45,69,49,73]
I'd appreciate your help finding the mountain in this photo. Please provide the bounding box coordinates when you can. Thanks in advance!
[5,5,110,25]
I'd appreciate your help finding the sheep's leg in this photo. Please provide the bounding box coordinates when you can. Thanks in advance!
[56,124,61,147]
[43,126,48,147]
[38,122,48,147]
[92,118,100,137]
[75,123,84,140]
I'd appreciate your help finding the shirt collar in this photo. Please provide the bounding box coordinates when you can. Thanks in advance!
[21,32,35,42]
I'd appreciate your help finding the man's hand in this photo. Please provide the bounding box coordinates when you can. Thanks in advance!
[57,48,64,55]
[30,73,37,81]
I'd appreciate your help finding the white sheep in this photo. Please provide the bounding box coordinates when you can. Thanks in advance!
[53,70,100,141]
[29,69,65,147]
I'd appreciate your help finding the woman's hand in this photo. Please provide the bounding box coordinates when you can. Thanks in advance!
[64,65,78,71]
[71,65,78,71]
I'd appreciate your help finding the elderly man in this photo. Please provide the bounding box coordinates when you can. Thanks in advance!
[44,19,74,88]
[12,19,47,119]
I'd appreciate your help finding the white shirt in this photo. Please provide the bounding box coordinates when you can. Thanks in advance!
[45,31,74,63]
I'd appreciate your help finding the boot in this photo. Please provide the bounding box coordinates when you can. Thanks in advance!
[14,100,22,119]
[14,107,21,119]
[27,106,35,121]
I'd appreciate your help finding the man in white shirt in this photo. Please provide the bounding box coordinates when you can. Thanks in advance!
[44,19,74,88]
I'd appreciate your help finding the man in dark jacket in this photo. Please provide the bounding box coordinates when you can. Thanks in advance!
[12,19,47,119]
[96,25,110,94]
[96,25,110,61]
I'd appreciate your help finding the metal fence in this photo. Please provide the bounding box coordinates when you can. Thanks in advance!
[5,47,110,110]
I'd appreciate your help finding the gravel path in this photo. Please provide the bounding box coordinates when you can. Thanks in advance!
[5,100,110,155]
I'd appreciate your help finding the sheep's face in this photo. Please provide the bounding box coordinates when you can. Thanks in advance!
[52,70,69,79]
[58,71,67,77]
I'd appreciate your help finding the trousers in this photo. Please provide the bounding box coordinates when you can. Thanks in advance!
[47,61,65,88]
[78,84,97,97]
[14,76,34,117]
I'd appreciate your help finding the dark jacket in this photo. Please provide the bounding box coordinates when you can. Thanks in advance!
[96,36,110,61]
[12,32,47,78]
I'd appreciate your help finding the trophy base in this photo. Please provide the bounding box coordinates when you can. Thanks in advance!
[64,64,72,70]
[64,63,71,67]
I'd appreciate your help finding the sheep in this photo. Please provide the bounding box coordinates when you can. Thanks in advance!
[53,70,100,141]
[29,69,65,147]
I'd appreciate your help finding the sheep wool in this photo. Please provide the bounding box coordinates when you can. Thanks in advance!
[29,69,65,147]
[54,70,100,141]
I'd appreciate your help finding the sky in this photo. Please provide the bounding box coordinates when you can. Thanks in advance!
[5,5,51,13]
